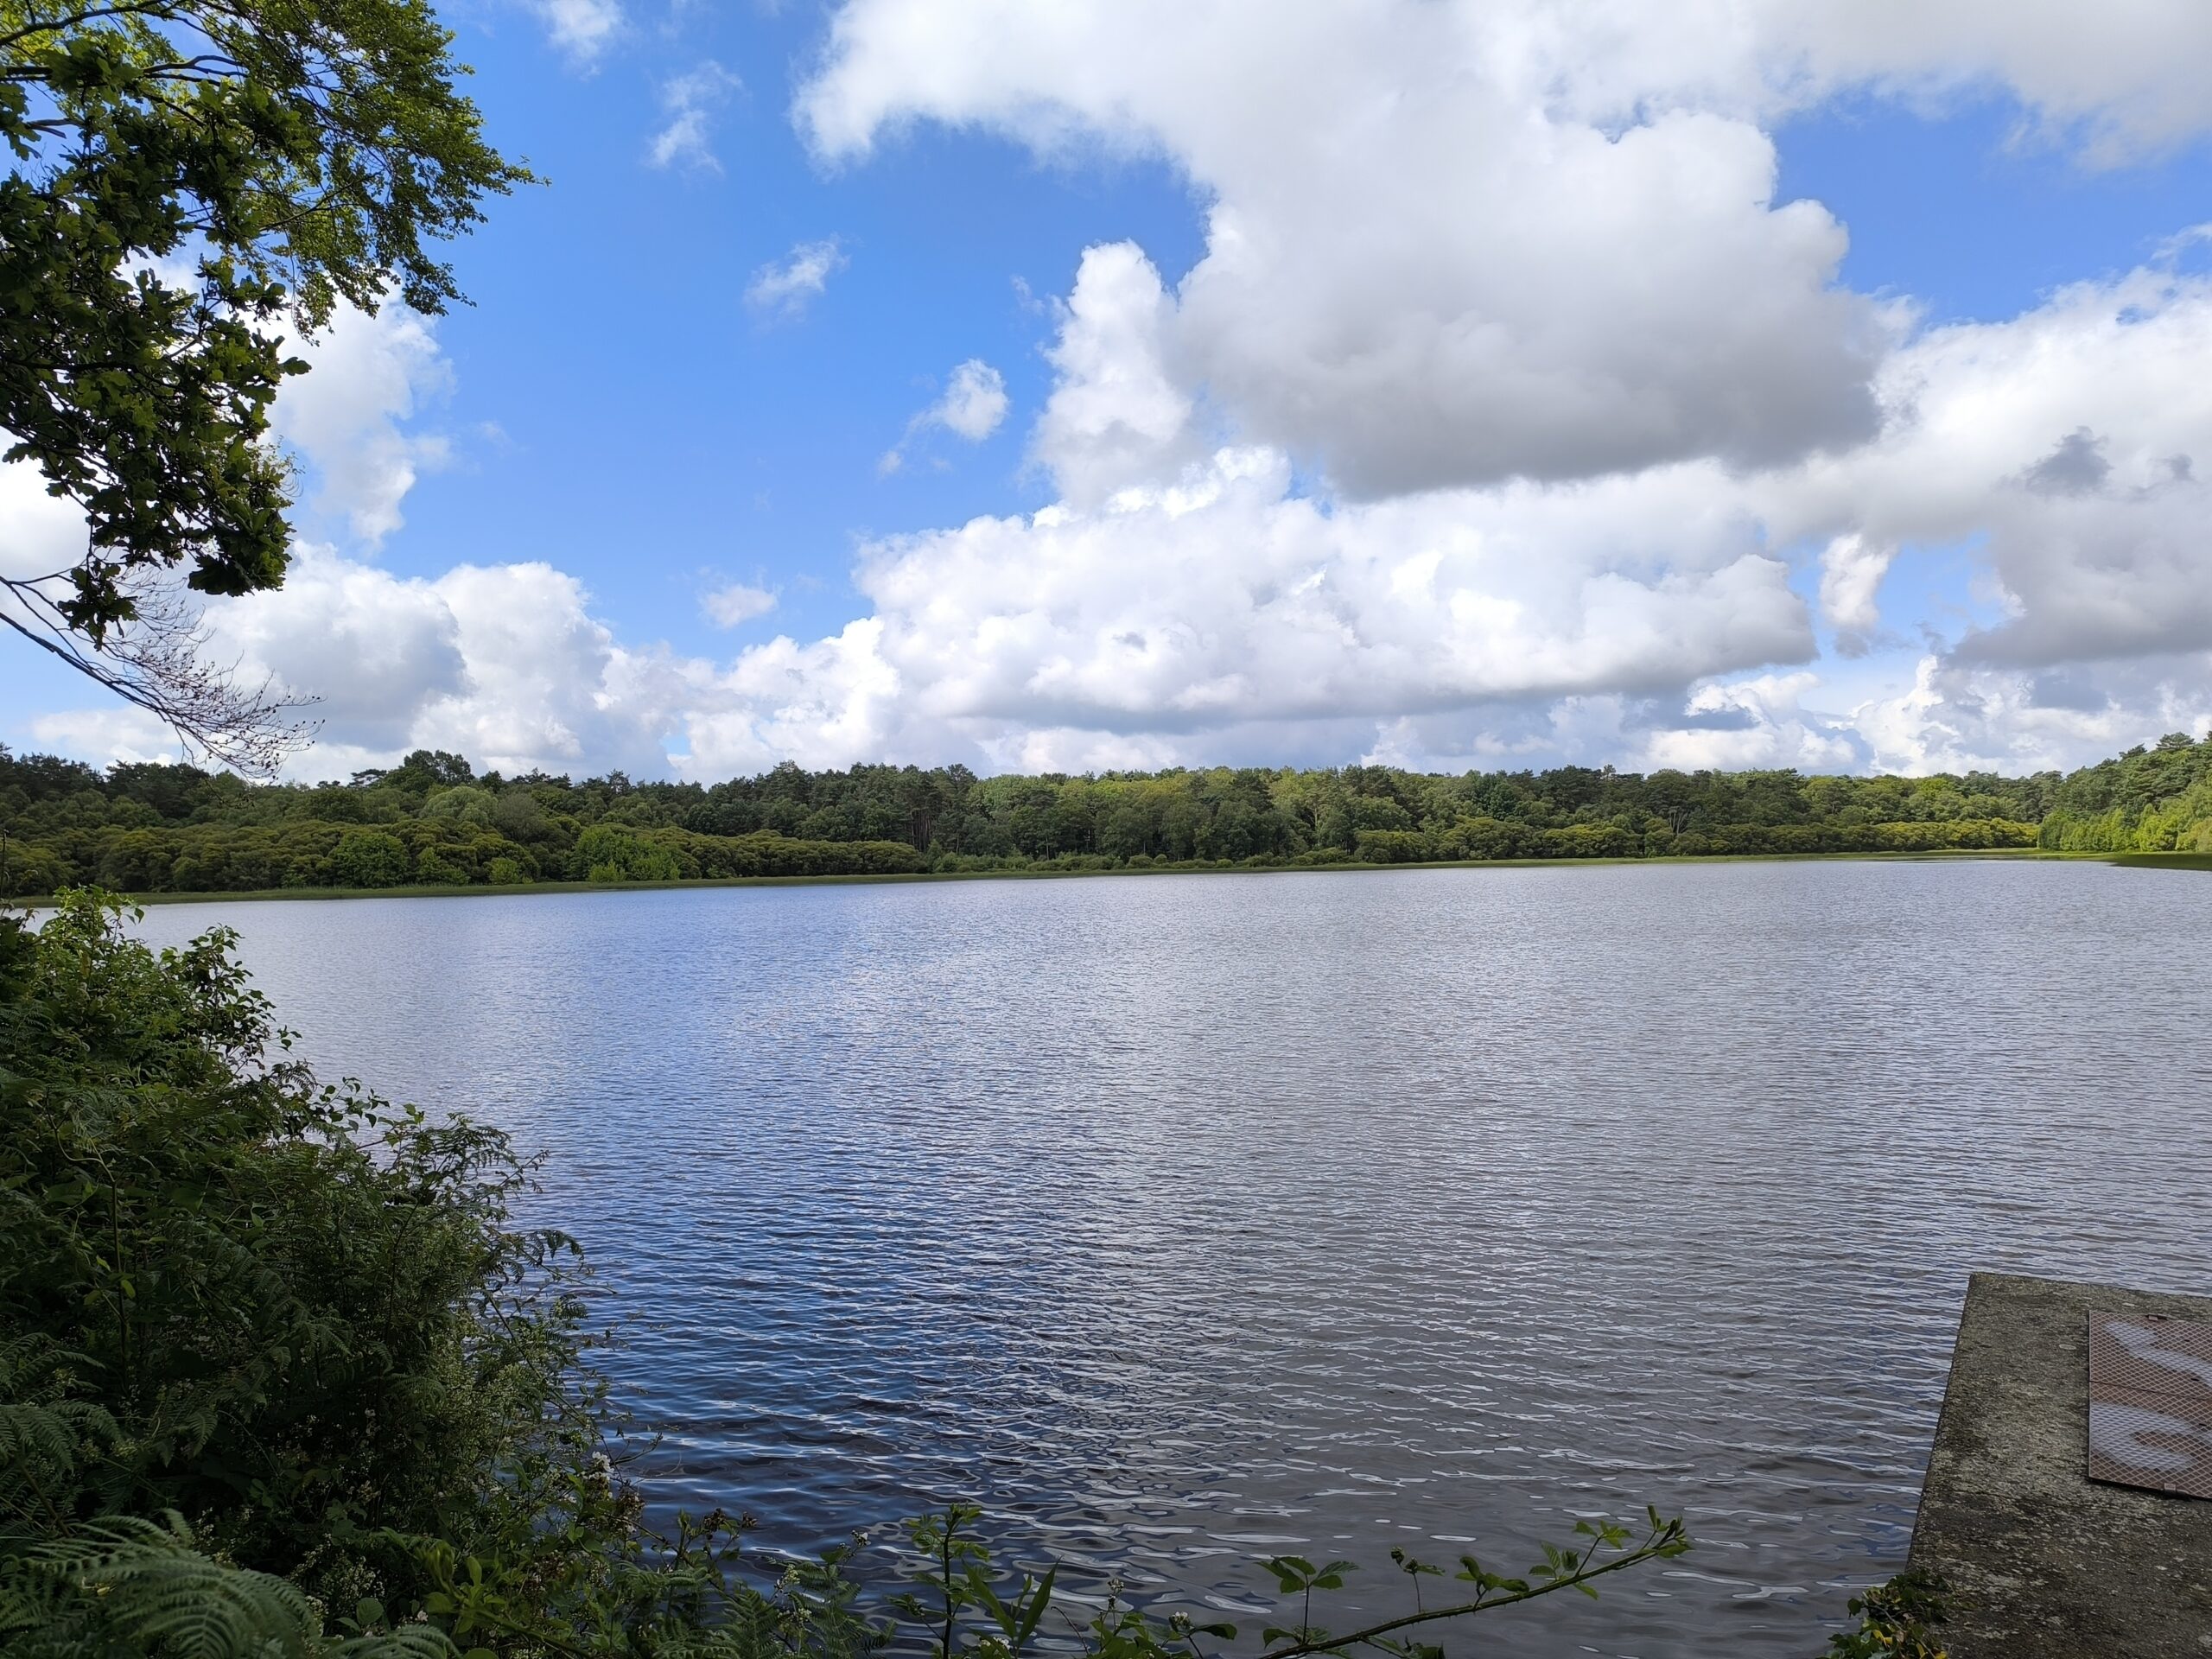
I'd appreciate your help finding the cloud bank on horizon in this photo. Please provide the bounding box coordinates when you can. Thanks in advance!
[12,0,2212,782]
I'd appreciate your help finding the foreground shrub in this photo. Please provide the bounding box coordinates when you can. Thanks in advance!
[1826,1570,1950,1657]
[0,892,610,1635]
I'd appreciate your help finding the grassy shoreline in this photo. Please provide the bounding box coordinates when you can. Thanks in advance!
[26,842,2186,908]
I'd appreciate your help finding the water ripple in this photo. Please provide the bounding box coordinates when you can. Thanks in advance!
[134,860,2212,1656]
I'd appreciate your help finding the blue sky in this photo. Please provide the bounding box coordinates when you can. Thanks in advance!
[300,0,1210,654]
[7,1,2212,781]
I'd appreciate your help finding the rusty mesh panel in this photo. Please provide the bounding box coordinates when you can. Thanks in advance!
[2088,1313,2212,1500]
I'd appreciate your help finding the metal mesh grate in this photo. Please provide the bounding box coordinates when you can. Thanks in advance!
[2087,1313,2212,1500]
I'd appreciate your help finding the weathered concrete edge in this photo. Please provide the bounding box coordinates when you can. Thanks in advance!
[1909,1271,2212,1659]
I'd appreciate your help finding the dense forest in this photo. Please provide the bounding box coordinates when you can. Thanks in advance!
[1,731,2208,897]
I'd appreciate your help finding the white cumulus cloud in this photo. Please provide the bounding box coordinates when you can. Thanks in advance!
[188,547,690,780]
[0,448,91,582]
[29,706,185,766]
[1818,533,1896,652]
[1033,243,1202,505]
[531,0,622,66]
[880,359,1009,474]
[745,238,849,319]
[1761,262,2212,670]
[675,444,1818,774]
[801,0,1896,493]
[650,61,741,172]
[272,302,453,547]
[702,582,777,627]
[30,2,2212,784]
[928,359,1009,441]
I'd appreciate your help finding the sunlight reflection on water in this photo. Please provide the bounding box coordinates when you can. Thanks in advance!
[133,860,2212,1657]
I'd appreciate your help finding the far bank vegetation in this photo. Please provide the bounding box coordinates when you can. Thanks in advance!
[5,732,2211,898]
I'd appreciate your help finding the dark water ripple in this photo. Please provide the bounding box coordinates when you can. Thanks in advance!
[133,861,2212,1657]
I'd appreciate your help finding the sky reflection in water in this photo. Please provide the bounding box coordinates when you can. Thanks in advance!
[132,861,2212,1658]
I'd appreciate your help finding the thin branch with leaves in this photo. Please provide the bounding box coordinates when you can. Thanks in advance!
[872,1501,1691,1659]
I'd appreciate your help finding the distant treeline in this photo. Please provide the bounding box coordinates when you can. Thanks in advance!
[2,730,2208,897]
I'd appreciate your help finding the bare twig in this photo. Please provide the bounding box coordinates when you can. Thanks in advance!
[0,568,315,776]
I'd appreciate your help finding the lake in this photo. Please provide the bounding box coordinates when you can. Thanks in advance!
[130,858,2212,1657]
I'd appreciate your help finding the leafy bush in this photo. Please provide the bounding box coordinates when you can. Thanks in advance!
[0,841,67,899]
[415,849,471,885]
[0,893,601,1632]
[1353,829,1432,863]
[577,825,685,883]
[423,786,497,826]
[1826,1570,1949,1658]
[0,894,882,1655]
[1538,823,1638,858]
[330,830,415,888]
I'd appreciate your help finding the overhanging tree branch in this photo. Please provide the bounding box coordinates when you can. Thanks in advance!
[0,569,315,776]
[0,0,529,768]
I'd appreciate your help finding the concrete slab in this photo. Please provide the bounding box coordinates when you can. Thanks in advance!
[1910,1272,2212,1658]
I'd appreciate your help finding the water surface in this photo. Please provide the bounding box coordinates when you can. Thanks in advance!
[132,861,2212,1656]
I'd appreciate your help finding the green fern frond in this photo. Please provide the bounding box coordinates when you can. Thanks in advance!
[18,1512,324,1658]
[331,1626,459,1657]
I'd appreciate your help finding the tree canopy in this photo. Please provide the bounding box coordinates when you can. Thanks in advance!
[0,0,528,769]
[8,736,2170,897]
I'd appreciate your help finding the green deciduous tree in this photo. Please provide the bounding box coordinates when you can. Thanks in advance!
[0,0,528,770]
[328,826,410,887]
[576,823,683,883]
